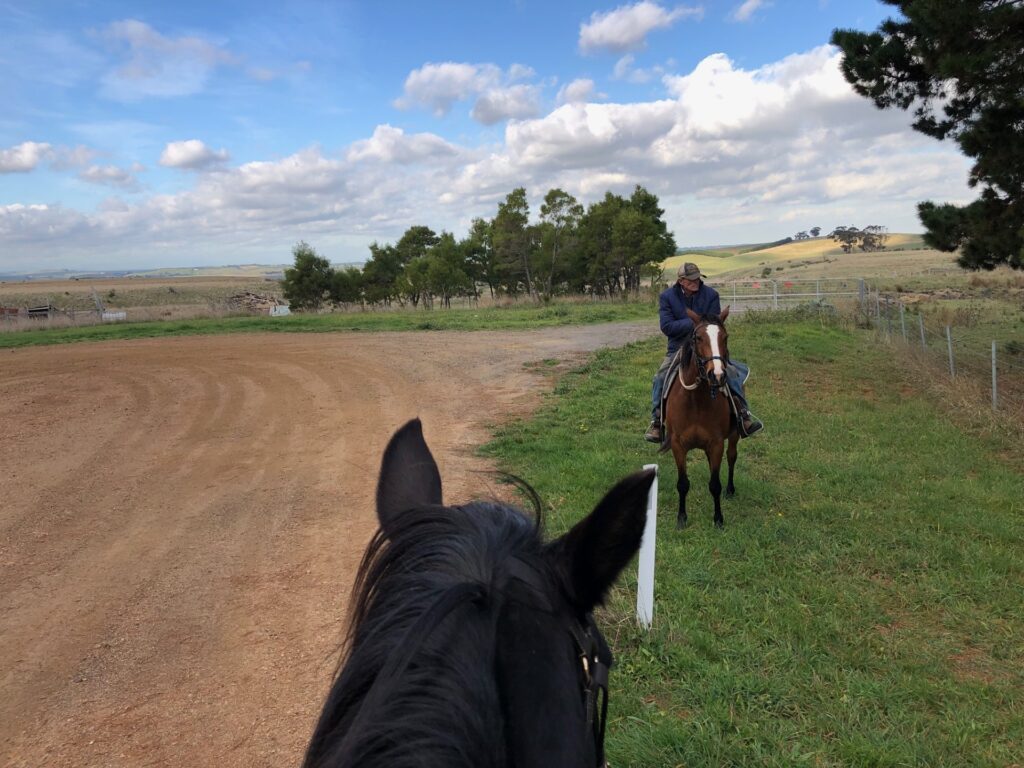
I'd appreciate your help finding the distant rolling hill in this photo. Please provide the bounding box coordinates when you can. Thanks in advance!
[126,264,292,278]
[663,234,931,280]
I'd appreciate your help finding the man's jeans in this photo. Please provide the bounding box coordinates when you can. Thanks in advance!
[651,355,751,420]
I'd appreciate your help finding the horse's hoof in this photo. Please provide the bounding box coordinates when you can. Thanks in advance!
[714,519,724,529]
[676,517,687,530]
[725,487,735,498]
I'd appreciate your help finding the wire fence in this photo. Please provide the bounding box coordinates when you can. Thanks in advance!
[863,288,1023,415]
[710,277,865,311]
[707,276,1022,417]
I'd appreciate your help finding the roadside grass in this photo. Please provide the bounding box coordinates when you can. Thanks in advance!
[0,300,653,349]
[483,315,1024,767]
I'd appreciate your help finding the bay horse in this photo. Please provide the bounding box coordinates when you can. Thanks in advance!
[303,419,655,768]
[663,307,739,529]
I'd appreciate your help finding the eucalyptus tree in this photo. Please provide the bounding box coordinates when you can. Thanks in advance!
[537,188,584,300]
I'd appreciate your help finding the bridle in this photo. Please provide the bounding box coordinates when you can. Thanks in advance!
[353,558,613,768]
[568,612,611,768]
[679,321,729,397]
[507,557,612,767]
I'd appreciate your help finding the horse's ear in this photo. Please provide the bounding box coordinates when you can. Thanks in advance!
[686,308,701,325]
[549,469,655,610]
[720,305,730,322]
[376,419,443,531]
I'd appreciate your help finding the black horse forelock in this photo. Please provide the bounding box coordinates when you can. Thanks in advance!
[303,499,548,768]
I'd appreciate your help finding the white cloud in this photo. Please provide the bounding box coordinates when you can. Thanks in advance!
[395,62,543,125]
[613,54,672,83]
[0,141,53,173]
[51,145,98,171]
[579,2,703,55]
[347,125,461,164]
[159,140,230,169]
[731,0,767,22]
[471,85,542,125]
[394,62,502,116]
[79,163,144,190]
[557,79,604,104]
[507,64,536,82]
[98,19,236,100]
[0,46,974,268]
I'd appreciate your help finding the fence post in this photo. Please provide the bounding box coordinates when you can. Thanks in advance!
[859,278,866,309]
[885,300,892,339]
[918,314,926,350]
[992,340,998,410]
[946,326,955,378]
[637,464,659,630]
[875,291,881,326]
[899,302,907,342]
[816,280,821,301]
[772,281,778,310]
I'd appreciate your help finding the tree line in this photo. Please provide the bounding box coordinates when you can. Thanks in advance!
[282,185,677,310]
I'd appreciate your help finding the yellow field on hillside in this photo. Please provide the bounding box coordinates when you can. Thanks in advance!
[663,234,939,280]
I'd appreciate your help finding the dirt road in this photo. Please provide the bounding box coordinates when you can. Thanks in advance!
[0,323,653,767]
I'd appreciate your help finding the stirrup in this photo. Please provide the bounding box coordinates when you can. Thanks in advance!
[740,412,763,437]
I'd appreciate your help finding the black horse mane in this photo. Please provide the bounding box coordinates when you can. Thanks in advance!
[303,497,551,768]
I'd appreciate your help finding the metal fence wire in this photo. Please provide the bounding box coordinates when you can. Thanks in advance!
[866,290,1023,413]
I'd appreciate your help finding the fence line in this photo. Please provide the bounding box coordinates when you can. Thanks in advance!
[710,277,865,311]
[866,290,1022,415]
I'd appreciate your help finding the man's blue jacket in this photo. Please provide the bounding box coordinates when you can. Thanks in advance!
[659,281,721,355]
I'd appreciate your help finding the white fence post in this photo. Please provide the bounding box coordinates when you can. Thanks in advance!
[992,340,998,410]
[636,463,659,630]
[918,314,926,350]
[946,326,956,378]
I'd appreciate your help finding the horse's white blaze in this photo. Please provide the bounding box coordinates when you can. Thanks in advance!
[706,325,725,378]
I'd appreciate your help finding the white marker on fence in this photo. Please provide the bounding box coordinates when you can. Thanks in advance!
[637,464,659,630]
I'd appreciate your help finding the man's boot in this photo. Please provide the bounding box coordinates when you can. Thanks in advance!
[644,413,661,443]
[740,409,763,437]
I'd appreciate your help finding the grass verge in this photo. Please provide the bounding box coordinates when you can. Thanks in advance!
[484,314,1023,767]
[0,300,652,349]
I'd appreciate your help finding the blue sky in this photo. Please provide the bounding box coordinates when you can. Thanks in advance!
[1,0,972,271]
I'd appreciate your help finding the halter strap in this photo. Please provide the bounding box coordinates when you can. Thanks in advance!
[508,558,612,768]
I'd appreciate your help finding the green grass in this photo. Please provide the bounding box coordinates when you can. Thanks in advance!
[484,314,1024,766]
[0,300,653,349]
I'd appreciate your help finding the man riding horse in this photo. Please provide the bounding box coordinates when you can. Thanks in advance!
[645,262,763,443]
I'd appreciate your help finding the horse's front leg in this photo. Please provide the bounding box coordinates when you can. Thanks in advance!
[707,442,725,528]
[675,451,689,529]
[725,436,737,497]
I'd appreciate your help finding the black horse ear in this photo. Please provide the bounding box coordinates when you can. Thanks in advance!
[376,419,443,531]
[686,307,702,325]
[549,469,655,610]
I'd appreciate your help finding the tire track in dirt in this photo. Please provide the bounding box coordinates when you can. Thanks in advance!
[0,323,654,767]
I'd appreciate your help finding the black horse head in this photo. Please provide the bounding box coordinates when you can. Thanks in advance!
[303,419,655,768]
